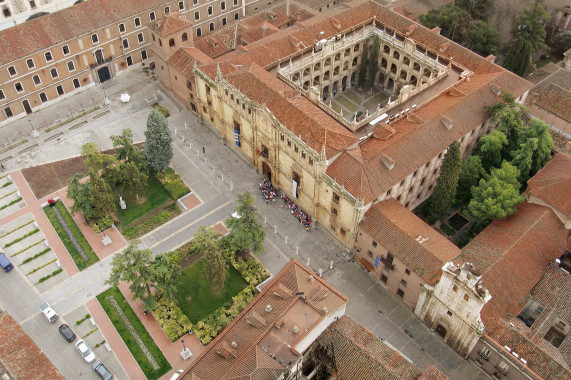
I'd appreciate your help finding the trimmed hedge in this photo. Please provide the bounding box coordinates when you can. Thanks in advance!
[5,228,39,247]
[154,168,190,199]
[122,203,180,239]
[22,247,51,264]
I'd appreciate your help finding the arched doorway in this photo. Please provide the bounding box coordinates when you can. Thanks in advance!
[262,162,272,182]
[22,100,32,115]
[97,66,111,83]
[435,324,447,339]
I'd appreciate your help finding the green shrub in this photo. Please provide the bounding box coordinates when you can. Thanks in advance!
[21,247,51,264]
[151,298,193,342]
[91,215,114,234]
[122,204,179,239]
[4,228,39,247]
[38,268,63,283]
[1,220,34,237]
[152,104,170,118]
[0,197,22,210]
[2,181,12,188]
[76,313,91,325]
[154,168,190,199]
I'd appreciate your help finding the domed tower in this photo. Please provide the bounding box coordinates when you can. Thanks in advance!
[148,13,194,88]
[415,262,491,358]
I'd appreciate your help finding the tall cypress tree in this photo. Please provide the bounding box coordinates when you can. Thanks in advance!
[367,37,380,88]
[427,141,462,221]
[358,41,369,88]
[144,109,173,172]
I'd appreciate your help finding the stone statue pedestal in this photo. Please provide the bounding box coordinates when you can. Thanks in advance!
[180,348,192,360]
[102,236,112,246]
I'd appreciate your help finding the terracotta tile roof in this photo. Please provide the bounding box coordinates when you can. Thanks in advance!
[527,153,571,218]
[326,71,529,203]
[459,203,569,335]
[240,22,280,44]
[534,82,571,122]
[359,200,461,284]
[149,12,193,37]
[180,259,348,380]
[0,312,65,380]
[418,365,450,380]
[0,0,169,65]
[481,265,571,380]
[213,63,358,158]
[526,63,561,85]
[168,47,213,78]
[319,315,424,380]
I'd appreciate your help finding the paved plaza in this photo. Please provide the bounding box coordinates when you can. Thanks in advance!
[0,67,485,379]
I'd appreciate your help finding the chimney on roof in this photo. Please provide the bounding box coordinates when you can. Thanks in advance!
[266,304,273,313]
[231,341,238,348]
[321,306,328,314]
[292,326,299,334]
[309,275,314,283]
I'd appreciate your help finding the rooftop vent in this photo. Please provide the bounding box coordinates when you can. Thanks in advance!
[216,341,238,360]
[275,318,285,329]
[440,115,453,130]
[309,275,314,283]
[292,326,299,334]
[321,306,328,314]
[266,304,273,313]
[231,341,238,348]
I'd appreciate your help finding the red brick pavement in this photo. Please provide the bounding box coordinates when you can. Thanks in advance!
[180,194,202,211]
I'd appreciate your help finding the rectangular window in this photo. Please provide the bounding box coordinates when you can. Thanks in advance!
[195,11,200,20]
[14,82,23,93]
[56,85,64,96]
[73,78,80,89]
[367,250,373,258]
[50,68,58,78]
[134,17,141,27]
[234,0,238,5]
[294,145,299,153]
[194,0,198,4]
[209,22,214,32]
[0,90,4,100]
[400,279,407,287]
[4,107,13,118]
[234,12,239,20]
[39,92,48,103]
[405,268,410,275]
[32,74,41,86]
[208,6,213,15]
[333,193,340,204]
[119,23,126,33]
[186,80,192,90]
[397,289,405,298]
[141,50,148,60]
[126,56,133,66]
[45,52,54,62]
[29,0,37,9]
[91,34,99,44]
[372,241,377,247]
[122,39,130,49]
[137,33,144,43]
[62,45,70,55]
[196,28,202,37]
[26,59,35,69]
[150,11,156,21]
[178,1,184,10]
[164,6,170,14]
[221,1,226,11]
[222,17,227,26]
[67,61,75,72]
[287,139,291,147]
[381,274,388,284]
[308,157,313,165]
[8,66,17,76]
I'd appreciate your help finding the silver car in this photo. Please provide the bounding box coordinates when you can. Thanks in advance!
[75,339,96,363]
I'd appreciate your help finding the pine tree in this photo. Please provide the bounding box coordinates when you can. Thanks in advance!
[475,130,508,170]
[193,226,229,294]
[120,161,148,199]
[427,141,462,221]
[144,110,173,172]
[222,191,265,254]
[88,170,116,220]
[67,173,94,220]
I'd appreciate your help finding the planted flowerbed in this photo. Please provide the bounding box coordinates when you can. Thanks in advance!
[44,201,98,270]
[153,251,270,345]
[97,287,171,380]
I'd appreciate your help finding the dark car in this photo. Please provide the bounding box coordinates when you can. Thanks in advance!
[58,324,76,342]
[92,360,113,380]
[0,252,14,272]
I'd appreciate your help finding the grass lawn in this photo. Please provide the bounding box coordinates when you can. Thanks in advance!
[440,223,456,237]
[44,202,98,270]
[176,260,248,324]
[97,287,171,380]
[116,177,172,228]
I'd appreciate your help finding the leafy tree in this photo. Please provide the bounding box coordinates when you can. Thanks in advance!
[552,31,571,55]
[358,41,369,88]
[475,130,508,170]
[120,161,148,199]
[510,138,537,182]
[67,173,94,220]
[223,191,266,254]
[81,142,116,174]
[193,226,228,294]
[487,92,528,152]
[144,110,173,172]
[457,155,486,203]
[503,1,550,76]
[467,161,524,223]
[419,5,472,42]
[111,128,146,169]
[427,141,462,221]
[106,242,157,310]
[455,0,494,19]
[367,37,380,88]
[466,19,501,56]
[152,253,180,304]
[518,118,552,173]
[88,170,116,220]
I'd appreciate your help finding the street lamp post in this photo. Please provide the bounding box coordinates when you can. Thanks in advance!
[182,339,186,351]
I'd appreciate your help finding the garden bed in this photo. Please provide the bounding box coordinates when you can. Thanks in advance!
[44,201,98,270]
[97,287,171,380]
[122,202,180,239]
[448,212,469,231]
[440,223,456,237]
[116,177,172,228]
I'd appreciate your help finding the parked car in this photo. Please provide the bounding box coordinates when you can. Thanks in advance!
[170,370,184,380]
[58,324,76,342]
[0,252,14,272]
[92,360,113,380]
[75,339,95,363]
[39,303,59,323]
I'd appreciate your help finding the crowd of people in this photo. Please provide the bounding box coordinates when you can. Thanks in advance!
[281,194,312,231]
[258,177,313,231]
[259,178,278,203]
